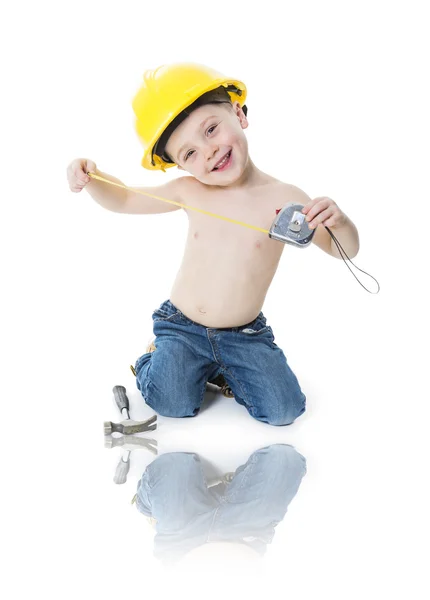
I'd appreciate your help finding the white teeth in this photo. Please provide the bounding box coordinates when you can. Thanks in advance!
[215,151,230,169]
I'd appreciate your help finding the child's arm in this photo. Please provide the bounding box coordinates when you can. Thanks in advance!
[121,176,188,215]
[301,194,360,259]
[67,158,186,214]
[288,185,359,258]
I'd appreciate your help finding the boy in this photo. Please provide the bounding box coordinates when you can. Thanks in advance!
[67,63,359,426]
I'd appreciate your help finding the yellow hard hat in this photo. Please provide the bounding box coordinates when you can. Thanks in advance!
[132,63,247,171]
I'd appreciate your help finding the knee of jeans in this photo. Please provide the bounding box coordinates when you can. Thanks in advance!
[265,393,306,426]
[144,380,201,418]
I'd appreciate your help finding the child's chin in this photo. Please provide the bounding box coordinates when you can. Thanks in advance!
[210,164,242,183]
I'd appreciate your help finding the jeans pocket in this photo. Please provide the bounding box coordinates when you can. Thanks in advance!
[152,308,181,322]
[239,315,272,336]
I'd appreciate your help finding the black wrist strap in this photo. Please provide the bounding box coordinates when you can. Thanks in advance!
[325,226,380,294]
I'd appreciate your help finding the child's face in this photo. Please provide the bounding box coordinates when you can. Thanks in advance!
[165,102,249,185]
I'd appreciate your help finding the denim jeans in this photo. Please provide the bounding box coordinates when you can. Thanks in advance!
[135,444,307,563]
[134,299,306,426]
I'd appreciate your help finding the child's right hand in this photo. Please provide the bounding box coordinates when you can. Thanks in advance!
[67,158,97,192]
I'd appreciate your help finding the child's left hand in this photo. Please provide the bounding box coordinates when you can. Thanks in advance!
[301,197,347,229]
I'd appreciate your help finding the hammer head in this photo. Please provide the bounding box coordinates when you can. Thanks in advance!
[103,415,157,436]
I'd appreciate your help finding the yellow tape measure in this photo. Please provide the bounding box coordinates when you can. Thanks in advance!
[87,172,381,293]
[87,171,270,234]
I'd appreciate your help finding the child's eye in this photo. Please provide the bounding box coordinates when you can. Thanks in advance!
[185,150,195,161]
[184,125,217,161]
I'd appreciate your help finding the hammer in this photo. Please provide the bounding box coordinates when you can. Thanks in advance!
[104,385,157,485]
[104,386,157,436]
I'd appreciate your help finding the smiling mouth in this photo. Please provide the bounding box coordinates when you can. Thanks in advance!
[212,150,232,171]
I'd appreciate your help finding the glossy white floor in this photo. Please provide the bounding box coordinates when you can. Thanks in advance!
[5,232,429,598]
[3,2,429,598]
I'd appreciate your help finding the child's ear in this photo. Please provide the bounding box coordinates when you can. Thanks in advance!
[233,101,248,129]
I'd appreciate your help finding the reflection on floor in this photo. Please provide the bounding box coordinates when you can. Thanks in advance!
[128,444,306,566]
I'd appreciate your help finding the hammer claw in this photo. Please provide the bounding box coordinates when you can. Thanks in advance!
[104,414,158,436]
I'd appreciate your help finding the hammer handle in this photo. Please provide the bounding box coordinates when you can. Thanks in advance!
[113,452,131,485]
[113,385,130,414]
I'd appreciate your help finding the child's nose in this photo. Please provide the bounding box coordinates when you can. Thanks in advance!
[205,144,219,161]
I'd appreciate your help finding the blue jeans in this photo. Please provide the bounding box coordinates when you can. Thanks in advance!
[134,299,306,426]
[135,444,307,563]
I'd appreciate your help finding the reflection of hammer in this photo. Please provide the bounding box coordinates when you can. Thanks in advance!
[105,435,158,485]
[104,386,157,436]
[105,434,158,454]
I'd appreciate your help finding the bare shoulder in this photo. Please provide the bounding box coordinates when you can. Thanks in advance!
[176,175,201,196]
[256,178,312,204]
[282,182,312,204]
[175,175,212,212]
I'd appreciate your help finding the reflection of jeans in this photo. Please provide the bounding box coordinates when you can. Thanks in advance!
[134,299,306,426]
[135,444,307,563]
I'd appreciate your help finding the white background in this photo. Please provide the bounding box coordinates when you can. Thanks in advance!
[2,0,429,598]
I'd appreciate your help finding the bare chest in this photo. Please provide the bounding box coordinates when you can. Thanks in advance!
[183,183,290,261]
